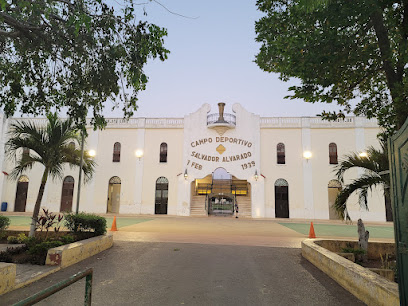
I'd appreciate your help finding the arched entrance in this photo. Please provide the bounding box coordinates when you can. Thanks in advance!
[328,179,342,220]
[209,168,234,215]
[14,175,29,212]
[60,176,74,212]
[107,176,121,213]
[275,178,289,218]
[155,177,168,214]
[190,168,251,217]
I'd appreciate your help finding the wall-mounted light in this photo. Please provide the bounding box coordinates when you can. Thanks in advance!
[254,170,259,181]
[135,149,144,160]
[88,150,96,157]
[184,169,188,180]
[303,151,312,161]
[359,152,368,158]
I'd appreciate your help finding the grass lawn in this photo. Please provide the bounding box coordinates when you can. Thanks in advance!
[5,215,152,229]
[279,223,395,239]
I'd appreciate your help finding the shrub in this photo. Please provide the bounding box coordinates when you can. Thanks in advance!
[0,250,12,262]
[17,233,27,243]
[59,234,75,244]
[0,215,10,231]
[341,247,367,255]
[27,240,65,265]
[7,235,19,244]
[27,241,64,256]
[64,213,107,236]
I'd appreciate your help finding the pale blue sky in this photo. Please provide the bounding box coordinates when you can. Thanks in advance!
[111,1,344,118]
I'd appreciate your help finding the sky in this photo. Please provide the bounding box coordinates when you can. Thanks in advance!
[109,1,346,118]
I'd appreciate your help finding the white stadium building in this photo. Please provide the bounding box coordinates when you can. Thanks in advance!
[0,103,388,221]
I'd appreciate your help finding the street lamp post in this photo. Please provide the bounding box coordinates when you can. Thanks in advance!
[75,131,85,214]
[75,130,96,214]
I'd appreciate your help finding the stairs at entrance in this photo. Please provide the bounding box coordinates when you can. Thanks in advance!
[236,196,251,218]
[190,195,207,216]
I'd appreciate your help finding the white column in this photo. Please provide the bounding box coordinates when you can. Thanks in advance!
[354,117,365,153]
[302,118,314,219]
[134,122,146,214]
[176,176,191,216]
[251,177,265,218]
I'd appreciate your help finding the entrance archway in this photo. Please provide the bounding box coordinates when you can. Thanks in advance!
[60,176,75,212]
[275,178,289,218]
[107,176,121,213]
[328,179,342,220]
[155,177,168,214]
[14,175,29,212]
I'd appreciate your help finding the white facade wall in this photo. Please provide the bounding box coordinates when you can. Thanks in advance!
[0,104,385,221]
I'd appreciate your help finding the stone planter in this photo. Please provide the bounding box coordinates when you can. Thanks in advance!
[0,234,113,296]
[302,239,399,306]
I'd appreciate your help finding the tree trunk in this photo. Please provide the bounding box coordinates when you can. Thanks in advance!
[357,218,369,263]
[29,169,49,237]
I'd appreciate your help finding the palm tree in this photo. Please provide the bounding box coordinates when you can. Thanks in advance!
[6,113,95,237]
[333,138,391,221]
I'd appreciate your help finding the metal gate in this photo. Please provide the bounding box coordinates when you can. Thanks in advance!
[388,118,408,304]
[208,195,235,215]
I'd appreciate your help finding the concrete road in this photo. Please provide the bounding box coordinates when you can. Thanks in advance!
[1,217,369,305]
[1,241,363,305]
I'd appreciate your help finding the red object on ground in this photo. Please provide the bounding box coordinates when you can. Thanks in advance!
[111,216,118,231]
[308,222,316,238]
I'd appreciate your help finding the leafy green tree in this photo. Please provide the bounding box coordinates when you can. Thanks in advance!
[255,0,408,134]
[0,0,169,129]
[333,139,391,221]
[6,113,95,237]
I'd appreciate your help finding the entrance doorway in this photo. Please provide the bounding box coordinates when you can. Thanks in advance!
[192,168,251,217]
[209,168,234,215]
[328,179,342,220]
[60,176,74,212]
[155,177,168,214]
[275,178,289,218]
[14,175,29,212]
[107,176,121,213]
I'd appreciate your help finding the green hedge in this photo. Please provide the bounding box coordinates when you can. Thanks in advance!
[0,215,10,231]
[64,213,106,236]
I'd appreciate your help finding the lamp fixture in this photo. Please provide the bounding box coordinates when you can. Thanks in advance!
[303,151,312,160]
[359,152,368,158]
[254,170,259,181]
[88,150,96,157]
[184,169,188,180]
[135,149,144,160]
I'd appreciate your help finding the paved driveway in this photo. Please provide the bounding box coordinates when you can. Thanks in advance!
[1,217,366,305]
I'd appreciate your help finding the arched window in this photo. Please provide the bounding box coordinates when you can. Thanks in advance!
[160,143,167,163]
[329,143,338,164]
[68,142,75,150]
[277,143,285,164]
[113,142,121,162]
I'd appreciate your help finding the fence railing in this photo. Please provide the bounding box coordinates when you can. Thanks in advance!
[207,113,236,125]
[13,268,93,306]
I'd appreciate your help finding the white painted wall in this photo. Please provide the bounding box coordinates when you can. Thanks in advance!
[0,105,385,222]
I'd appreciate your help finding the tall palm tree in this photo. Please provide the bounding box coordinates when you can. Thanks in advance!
[333,138,391,221]
[6,113,95,237]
